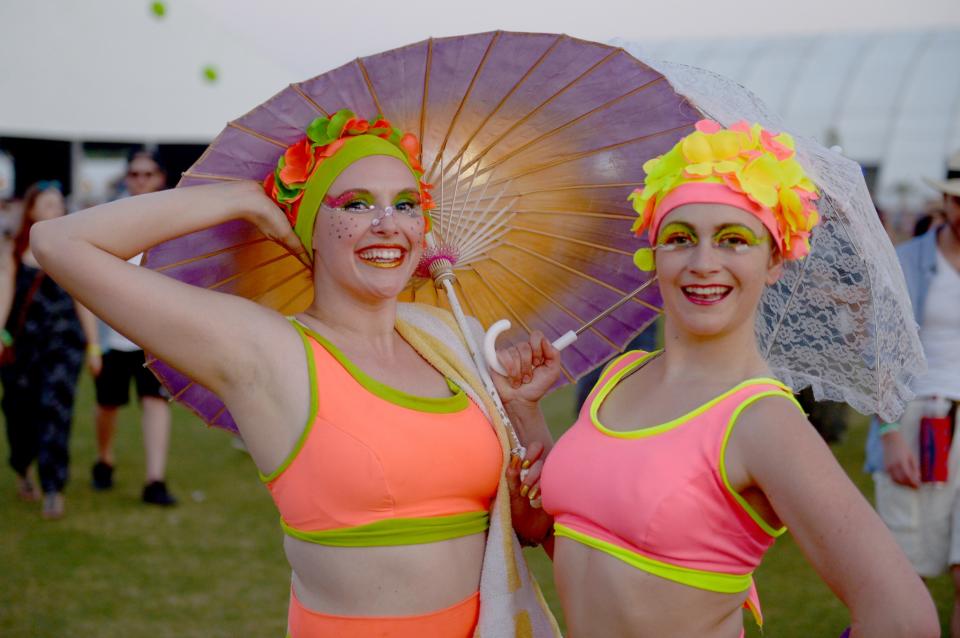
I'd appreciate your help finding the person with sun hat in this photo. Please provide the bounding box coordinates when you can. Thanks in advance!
[866,149,960,636]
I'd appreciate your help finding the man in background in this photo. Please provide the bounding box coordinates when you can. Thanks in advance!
[90,149,176,506]
[866,154,960,635]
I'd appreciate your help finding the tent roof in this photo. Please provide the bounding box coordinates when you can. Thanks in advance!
[0,1,297,142]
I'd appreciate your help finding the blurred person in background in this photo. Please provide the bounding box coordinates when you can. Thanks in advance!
[0,181,100,519]
[866,161,960,635]
[90,149,176,505]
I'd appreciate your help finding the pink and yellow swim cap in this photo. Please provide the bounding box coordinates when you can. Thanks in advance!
[628,120,820,270]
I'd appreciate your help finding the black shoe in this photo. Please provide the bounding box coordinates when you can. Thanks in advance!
[91,461,114,491]
[142,480,177,506]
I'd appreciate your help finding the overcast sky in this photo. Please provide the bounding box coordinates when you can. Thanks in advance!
[200,0,960,75]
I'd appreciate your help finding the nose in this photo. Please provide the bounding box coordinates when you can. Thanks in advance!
[687,241,722,275]
[370,206,400,233]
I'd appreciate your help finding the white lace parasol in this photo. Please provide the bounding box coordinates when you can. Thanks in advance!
[649,60,925,423]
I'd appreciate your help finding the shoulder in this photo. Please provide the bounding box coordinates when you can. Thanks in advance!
[895,229,936,262]
[728,387,808,445]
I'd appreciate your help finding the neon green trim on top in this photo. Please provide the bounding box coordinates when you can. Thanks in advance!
[293,319,469,414]
[259,320,320,483]
[295,136,416,254]
[554,523,753,594]
[595,350,646,389]
[590,352,786,440]
[282,511,489,547]
[719,389,801,538]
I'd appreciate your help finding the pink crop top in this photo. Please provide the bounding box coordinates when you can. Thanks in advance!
[541,350,802,627]
[260,320,503,547]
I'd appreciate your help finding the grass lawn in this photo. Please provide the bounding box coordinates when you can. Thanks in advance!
[1,375,954,636]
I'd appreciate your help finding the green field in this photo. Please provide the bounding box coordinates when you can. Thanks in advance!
[1,375,954,636]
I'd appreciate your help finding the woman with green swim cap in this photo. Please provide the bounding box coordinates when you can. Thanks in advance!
[30,110,560,637]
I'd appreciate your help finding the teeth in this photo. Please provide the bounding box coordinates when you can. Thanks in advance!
[683,286,728,296]
[358,248,403,261]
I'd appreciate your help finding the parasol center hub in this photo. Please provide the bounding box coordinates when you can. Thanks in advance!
[430,258,456,286]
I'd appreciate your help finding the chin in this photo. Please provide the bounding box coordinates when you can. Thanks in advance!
[664,295,753,341]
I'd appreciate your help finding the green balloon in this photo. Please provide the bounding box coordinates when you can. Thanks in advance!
[150,2,166,18]
[202,65,219,83]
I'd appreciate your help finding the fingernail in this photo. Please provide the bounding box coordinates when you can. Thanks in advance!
[520,484,529,497]
[510,454,520,470]
[528,486,539,501]
[521,459,531,470]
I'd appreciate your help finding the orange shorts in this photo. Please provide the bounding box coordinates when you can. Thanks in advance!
[287,587,480,638]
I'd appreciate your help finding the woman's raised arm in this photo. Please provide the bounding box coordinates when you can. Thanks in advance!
[29,181,306,399]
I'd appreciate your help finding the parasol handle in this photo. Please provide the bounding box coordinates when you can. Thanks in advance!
[483,278,658,375]
[483,320,577,376]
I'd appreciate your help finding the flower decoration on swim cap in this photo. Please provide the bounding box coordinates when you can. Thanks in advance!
[627,120,819,270]
[263,109,435,254]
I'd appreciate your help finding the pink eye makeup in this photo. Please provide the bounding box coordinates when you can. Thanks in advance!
[323,190,376,211]
[320,188,425,227]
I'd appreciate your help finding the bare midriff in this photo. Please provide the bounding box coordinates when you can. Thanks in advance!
[285,531,486,616]
[554,538,749,638]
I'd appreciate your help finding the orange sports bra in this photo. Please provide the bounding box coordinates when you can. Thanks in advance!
[260,319,503,547]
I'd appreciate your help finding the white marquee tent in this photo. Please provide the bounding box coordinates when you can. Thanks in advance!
[614,30,960,212]
[0,1,296,143]
[2,1,958,214]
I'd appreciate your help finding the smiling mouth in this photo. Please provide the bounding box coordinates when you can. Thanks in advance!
[356,246,406,269]
[681,285,732,305]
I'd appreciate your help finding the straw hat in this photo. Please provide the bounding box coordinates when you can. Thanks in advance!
[923,149,960,197]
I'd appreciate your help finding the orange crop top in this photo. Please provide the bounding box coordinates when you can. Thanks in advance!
[260,320,503,547]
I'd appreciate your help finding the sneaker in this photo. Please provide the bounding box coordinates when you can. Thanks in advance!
[91,461,114,490]
[41,492,65,520]
[142,480,177,506]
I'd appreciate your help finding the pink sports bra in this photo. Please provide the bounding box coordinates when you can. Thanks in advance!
[260,320,503,547]
[541,350,802,627]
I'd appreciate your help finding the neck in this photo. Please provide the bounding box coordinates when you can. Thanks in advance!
[301,282,400,351]
[659,314,770,386]
[938,223,960,260]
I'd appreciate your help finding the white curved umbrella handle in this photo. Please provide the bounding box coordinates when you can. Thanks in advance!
[483,319,578,376]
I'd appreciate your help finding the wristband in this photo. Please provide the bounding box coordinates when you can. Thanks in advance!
[0,329,12,347]
[86,343,102,357]
[878,422,900,436]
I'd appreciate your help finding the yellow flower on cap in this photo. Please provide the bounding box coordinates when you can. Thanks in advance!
[628,119,820,262]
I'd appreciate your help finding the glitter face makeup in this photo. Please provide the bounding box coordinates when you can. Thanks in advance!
[321,189,423,227]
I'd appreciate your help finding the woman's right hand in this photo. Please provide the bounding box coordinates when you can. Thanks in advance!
[881,429,920,488]
[232,181,312,270]
[491,330,561,407]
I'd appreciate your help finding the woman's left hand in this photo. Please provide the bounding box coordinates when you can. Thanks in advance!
[508,441,553,545]
[491,331,562,407]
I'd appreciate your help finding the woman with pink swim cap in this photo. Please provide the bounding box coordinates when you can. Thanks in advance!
[494,120,939,637]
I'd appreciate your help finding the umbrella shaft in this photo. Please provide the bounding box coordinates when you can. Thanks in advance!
[575,277,659,336]
[437,277,524,454]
